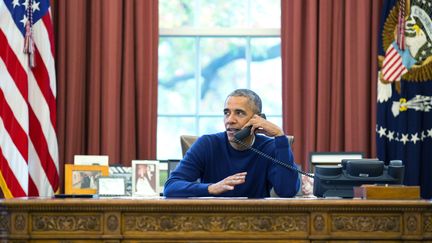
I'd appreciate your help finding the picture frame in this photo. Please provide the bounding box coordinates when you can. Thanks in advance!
[109,165,133,196]
[65,164,109,194]
[97,176,126,196]
[74,155,109,166]
[132,160,159,197]
[167,159,180,176]
[158,159,179,191]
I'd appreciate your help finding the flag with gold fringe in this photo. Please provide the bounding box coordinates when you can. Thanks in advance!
[0,0,59,198]
[377,0,432,199]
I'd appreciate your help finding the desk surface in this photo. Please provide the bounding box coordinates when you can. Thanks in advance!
[1,197,431,242]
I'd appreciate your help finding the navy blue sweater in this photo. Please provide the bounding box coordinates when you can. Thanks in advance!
[164,132,300,198]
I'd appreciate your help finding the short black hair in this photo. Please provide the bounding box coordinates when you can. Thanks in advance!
[226,89,262,114]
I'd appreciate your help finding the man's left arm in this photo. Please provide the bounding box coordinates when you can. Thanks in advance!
[248,116,300,197]
[267,135,300,197]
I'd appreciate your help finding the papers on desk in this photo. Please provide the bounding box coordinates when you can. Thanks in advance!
[95,196,165,200]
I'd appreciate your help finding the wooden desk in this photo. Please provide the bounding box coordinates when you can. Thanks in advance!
[1,198,431,242]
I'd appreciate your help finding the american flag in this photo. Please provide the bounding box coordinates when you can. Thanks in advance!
[381,0,408,82]
[381,42,409,82]
[0,0,59,197]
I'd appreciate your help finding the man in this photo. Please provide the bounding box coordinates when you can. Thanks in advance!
[164,89,300,198]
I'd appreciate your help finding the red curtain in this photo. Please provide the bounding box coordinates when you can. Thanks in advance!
[53,0,158,173]
[282,0,383,171]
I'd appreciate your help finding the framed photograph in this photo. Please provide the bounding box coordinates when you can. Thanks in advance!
[167,159,180,176]
[109,165,133,196]
[132,160,159,197]
[74,155,109,166]
[65,164,109,194]
[97,177,126,196]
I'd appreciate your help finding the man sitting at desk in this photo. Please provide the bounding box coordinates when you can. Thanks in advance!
[164,89,300,198]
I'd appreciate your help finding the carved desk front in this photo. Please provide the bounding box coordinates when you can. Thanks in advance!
[0,198,431,243]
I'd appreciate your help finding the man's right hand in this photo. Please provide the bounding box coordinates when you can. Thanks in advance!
[208,172,247,195]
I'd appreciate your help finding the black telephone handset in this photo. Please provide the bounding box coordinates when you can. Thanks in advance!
[234,126,252,141]
[234,113,267,141]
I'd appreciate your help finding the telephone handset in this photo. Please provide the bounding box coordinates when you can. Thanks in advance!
[234,113,267,141]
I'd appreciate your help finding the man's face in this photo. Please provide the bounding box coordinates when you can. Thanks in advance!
[224,96,255,144]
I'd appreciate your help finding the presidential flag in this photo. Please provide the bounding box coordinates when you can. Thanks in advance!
[0,0,59,197]
[377,0,432,199]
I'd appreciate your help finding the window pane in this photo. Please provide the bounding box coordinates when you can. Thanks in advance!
[159,0,195,28]
[157,117,197,160]
[199,117,225,135]
[158,0,282,160]
[200,38,247,114]
[198,0,247,28]
[250,0,281,28]
[158,38,197,114]
[250,38,281,116]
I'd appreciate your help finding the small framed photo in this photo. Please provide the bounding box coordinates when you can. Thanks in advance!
[97,177,126,196]
[132,160,159,197]
[74,155,109,166]
[109,165,133,196]
[65,164,109,194]
[167,159,180,176]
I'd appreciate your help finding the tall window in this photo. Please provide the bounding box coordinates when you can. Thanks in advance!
[158,0,282,159]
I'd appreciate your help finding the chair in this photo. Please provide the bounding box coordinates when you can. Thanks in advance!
[287,135,294,147]
[180,135,199,157]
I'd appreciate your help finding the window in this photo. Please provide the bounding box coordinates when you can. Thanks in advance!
[158,0,282,160]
